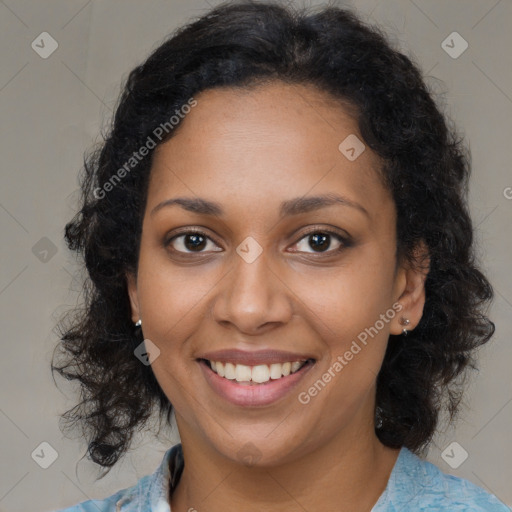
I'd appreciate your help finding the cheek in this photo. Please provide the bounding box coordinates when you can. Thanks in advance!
[289,250,396,405]
[136,251,220,341]
[289,250,396,343]
[134,261,208,412]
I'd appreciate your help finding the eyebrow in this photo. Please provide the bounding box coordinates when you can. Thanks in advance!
[150,193,369,219]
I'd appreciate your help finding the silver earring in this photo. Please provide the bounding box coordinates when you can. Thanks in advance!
[400,317,410,336]
[135,319,142,327]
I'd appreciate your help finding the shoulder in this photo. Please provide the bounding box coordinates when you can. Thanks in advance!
[373,447,510,512]
[53,444,182,512]
[53,475,150,512]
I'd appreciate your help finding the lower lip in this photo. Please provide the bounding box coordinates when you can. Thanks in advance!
[198,360,314,407]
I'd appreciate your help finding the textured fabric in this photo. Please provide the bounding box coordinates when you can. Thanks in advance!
[54,443,509,511]
[371,448,509,511]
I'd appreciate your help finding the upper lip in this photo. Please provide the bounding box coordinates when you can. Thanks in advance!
[197,349,316,366]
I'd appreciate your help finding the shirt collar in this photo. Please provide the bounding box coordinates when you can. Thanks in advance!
[151,443,185,511]
[116,443,184,512]
[371,446,431,511]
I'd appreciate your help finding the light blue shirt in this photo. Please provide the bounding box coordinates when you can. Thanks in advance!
[54,443,509,511]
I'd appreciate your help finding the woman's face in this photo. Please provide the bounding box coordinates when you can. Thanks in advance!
[128,82,422,466]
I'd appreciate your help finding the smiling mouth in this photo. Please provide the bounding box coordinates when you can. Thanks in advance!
[198,358,315,385]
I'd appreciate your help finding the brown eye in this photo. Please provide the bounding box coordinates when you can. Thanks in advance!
[307,233,331,252]
[292,230,349,254]
[167,231,222,254]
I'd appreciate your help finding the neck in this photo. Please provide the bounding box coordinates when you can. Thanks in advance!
[170,421,400,512]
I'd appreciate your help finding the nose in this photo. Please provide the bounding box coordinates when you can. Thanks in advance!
[211,249,294,335]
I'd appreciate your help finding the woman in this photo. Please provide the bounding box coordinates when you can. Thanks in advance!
[52,1,509,511]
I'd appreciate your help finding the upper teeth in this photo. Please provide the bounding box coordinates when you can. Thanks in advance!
[209,360,306,383]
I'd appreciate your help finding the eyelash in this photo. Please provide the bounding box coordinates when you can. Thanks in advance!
[164,227,351,257]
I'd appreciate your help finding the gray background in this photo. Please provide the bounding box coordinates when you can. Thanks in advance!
[0,0,511,510]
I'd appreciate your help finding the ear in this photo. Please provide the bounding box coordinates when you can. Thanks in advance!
[390,240,430,335]
[126,272,141,324]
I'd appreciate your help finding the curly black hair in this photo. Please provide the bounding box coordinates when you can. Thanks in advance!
[51,0,495,475]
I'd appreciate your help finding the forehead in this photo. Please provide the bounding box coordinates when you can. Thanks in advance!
[148,82,392,226]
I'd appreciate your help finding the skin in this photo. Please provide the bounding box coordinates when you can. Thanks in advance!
[127,81,429,512]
